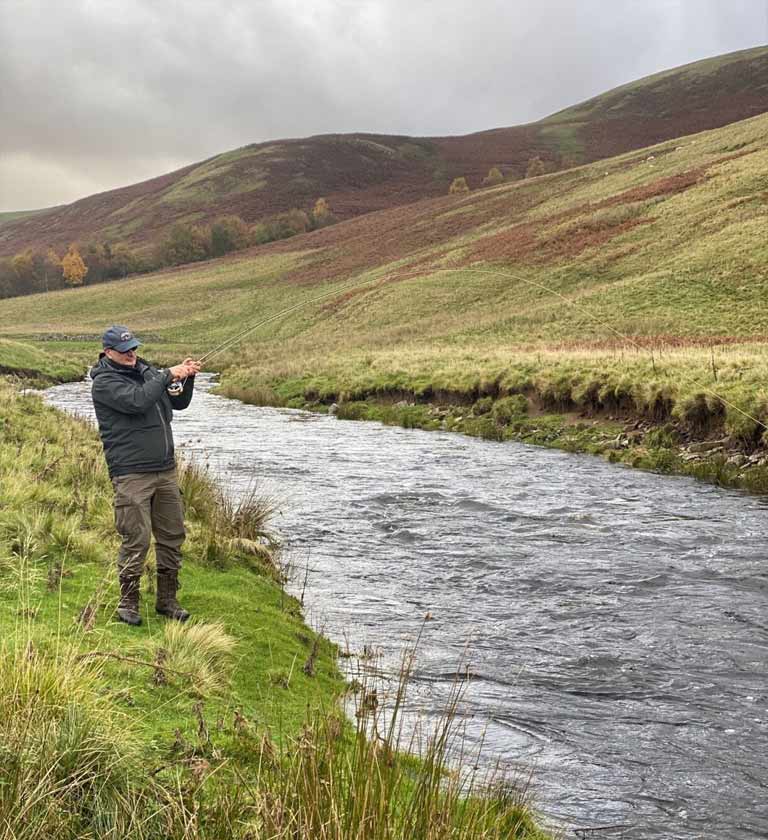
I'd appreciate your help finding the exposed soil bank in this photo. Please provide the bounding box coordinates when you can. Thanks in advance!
[219,380,768,496]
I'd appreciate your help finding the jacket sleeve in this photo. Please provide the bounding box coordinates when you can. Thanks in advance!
[169,375,195,411]
[92,369,172,415]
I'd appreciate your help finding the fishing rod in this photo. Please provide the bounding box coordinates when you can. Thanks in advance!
[173,265,766,432]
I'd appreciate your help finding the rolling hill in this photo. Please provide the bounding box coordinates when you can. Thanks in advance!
[1,45,767,260]
[2,105,767,395]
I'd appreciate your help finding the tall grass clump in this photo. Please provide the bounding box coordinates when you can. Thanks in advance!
[178,458,280,570]
[156,620,236,694]
[245,648,548,840]
[0,647,142,840]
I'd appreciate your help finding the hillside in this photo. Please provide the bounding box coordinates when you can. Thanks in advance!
[2,45,767,260]
[3,109,768,490]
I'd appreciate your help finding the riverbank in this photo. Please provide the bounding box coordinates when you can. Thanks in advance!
[0,376,549,839]
[0,336,88,383]
[218,345,768,496]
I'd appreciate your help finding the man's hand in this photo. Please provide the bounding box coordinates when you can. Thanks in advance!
[169,359,201,381]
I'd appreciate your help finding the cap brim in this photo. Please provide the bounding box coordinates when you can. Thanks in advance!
[112,339,141,352]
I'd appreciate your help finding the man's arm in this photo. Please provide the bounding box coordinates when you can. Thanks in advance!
[92,369,173,415]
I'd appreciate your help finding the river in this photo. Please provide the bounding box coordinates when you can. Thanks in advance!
[46,375,768,839]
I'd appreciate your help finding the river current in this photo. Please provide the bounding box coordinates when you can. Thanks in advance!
[46,375,768,839]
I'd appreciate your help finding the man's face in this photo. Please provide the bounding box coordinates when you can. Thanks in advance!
[105,347,138,367]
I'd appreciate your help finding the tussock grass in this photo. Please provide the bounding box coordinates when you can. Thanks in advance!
[157,620,236,694]
[178,458,280,571]
[0,646,141,840]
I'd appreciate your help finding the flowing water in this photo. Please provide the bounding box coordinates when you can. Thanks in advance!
[47,375,768,839]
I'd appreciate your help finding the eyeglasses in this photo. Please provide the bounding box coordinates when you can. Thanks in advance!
[111,348,137,355]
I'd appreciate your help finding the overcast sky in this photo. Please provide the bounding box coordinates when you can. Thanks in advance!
[0,0,766,211]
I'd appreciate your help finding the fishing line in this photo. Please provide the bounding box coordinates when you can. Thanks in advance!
[184,264,765,432]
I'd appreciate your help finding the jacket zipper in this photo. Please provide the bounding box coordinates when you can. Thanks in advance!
[156,403,172,461]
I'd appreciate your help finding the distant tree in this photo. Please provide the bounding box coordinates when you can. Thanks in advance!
[109,243,139,278]
[560,154,581,170]
[43,248,61,291]
[272,209,311,239]
[61,245,88,287]
[482,167,504,187]
[250,222,272,246]
[12,250,35,289]
[311,197,336,228]
[83,242,110,284]
[449,177,470,195]
[0,258,21,298]
[525,156,547,179]
[11,249,48,293]
[210,215,250,257]
[157,222,211,266]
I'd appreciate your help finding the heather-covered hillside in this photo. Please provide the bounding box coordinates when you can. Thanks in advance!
[1,46,766,263]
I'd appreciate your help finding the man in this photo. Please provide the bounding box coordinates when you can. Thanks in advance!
[90,325,201,626]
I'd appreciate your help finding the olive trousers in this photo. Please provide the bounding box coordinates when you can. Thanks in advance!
[112,469,186,577]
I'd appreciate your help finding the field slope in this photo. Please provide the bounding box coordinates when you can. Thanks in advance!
[2,107,768,456]
[2,46,767,259]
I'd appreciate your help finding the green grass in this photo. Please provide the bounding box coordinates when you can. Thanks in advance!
[0,379,550,838]
[0,337,89,382]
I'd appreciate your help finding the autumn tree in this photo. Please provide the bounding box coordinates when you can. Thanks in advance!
[157,222,211,266]
[525,156,547,179]
[61,245,88,287]
[449,177,470,195]
[482,166,504,187]
[311,197,336,228]
[11,249,48,293]
[43,248,61,291]
[110,243,139,278]
[210,215,250,257]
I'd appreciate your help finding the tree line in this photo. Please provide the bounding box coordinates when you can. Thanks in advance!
[0,198,337,300]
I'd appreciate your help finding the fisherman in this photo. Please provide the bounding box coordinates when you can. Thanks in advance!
[90,325,201,626]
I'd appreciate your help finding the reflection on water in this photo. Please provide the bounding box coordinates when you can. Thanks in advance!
[47,376,768,840]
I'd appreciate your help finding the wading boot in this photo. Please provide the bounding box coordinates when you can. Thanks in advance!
[117,575,142,626]
[156,570,190,622]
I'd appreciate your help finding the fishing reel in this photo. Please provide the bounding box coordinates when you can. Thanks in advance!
[167,378,186,396]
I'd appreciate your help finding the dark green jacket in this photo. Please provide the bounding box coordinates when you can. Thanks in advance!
[90,355,195,478]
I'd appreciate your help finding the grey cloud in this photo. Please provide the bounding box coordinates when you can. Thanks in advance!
[0,0,765,210]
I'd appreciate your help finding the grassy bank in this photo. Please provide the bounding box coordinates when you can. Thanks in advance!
[217,343,768,494]
[0,337,88,382]
[0,377,548,839]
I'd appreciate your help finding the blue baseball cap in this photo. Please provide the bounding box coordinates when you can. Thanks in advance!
[102,325,141,352]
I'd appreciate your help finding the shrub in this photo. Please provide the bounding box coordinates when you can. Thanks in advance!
[482,166,504,187]
[210,215,250,257]
[491,395,528,424]
[525,156,547,179]
[448,177,470,195]
[473,396,494,415]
